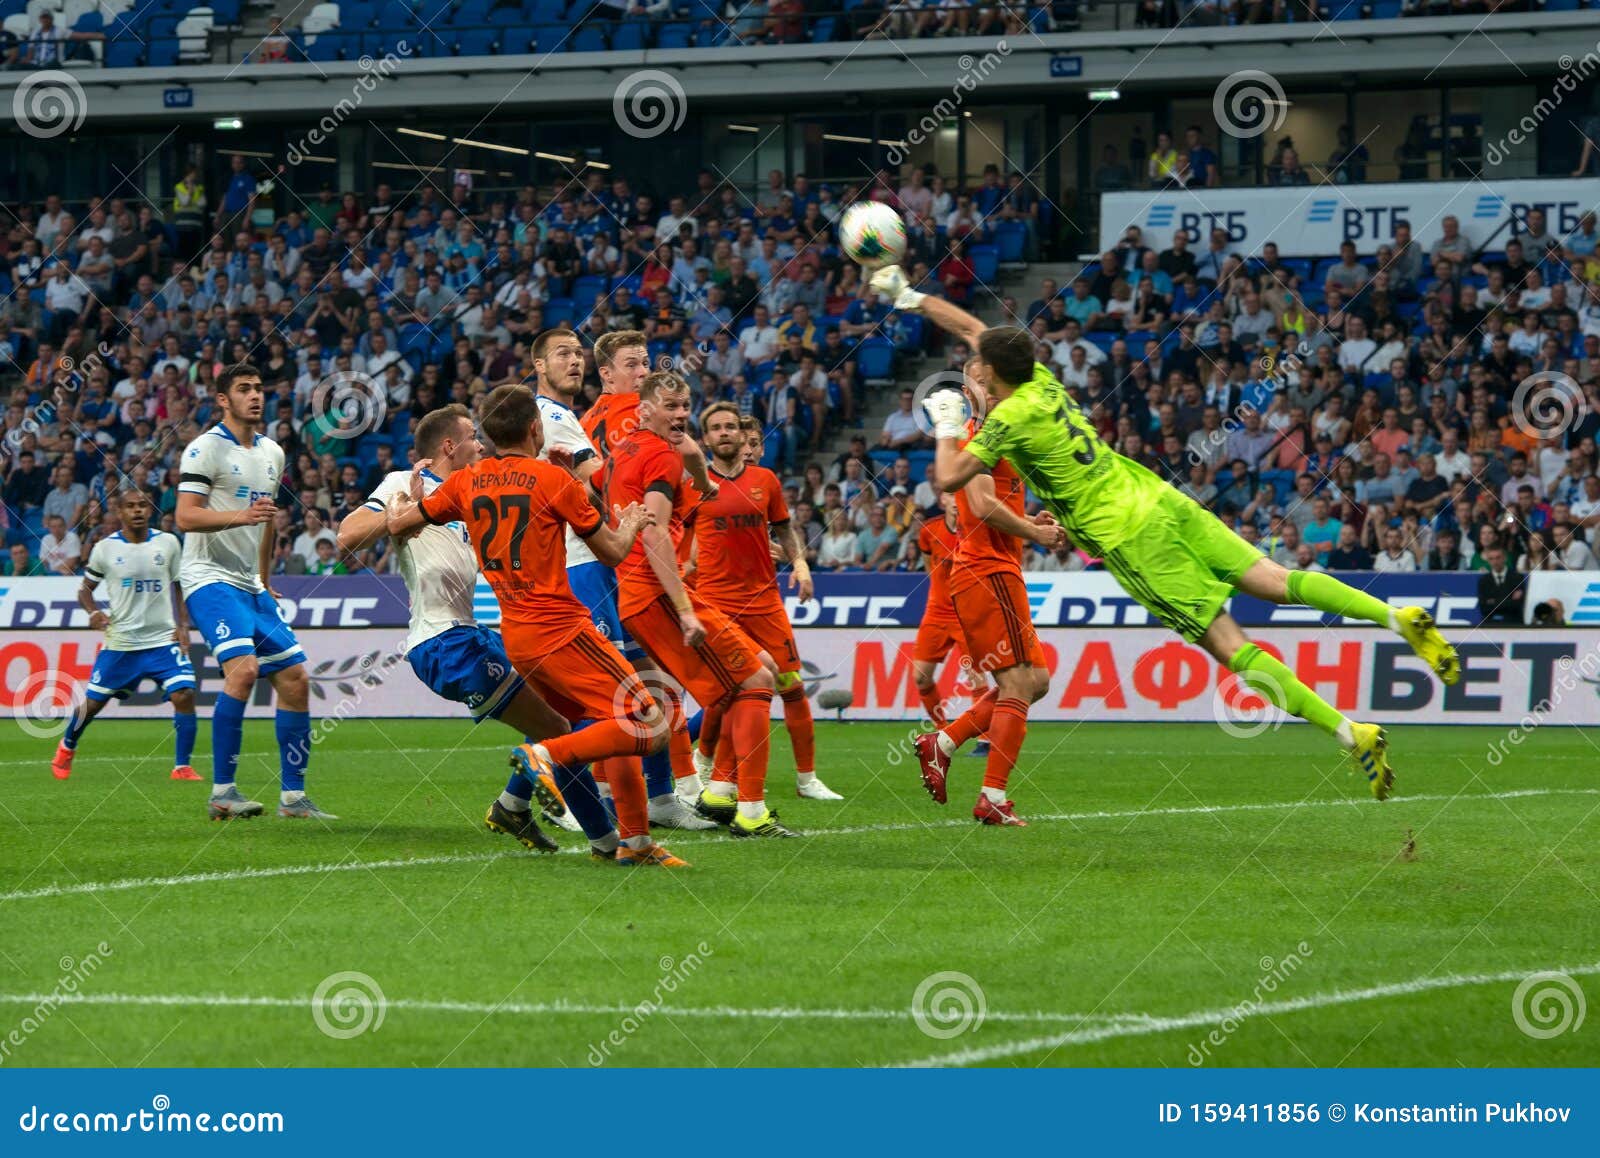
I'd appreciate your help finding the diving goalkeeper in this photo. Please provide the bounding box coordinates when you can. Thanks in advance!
[869,265,1462,798]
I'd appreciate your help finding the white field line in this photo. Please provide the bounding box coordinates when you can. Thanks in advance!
[2,788,1593,905]
[0,990,1152,1028]
[0,745,507,769]
[893,961,1600,1068]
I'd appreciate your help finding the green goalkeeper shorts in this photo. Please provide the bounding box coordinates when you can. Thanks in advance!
[1099,489,1265,643]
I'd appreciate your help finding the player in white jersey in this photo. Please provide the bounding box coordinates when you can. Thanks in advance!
[530,328,713,830]
[176,364,328,822]
[338,403,617,853]
[52,489,199,782]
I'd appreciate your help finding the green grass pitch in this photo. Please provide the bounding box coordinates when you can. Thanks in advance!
[1,717,1596,1067]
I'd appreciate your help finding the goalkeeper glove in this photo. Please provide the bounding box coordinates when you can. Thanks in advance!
[921,389,967,441]
[869,264,926,312]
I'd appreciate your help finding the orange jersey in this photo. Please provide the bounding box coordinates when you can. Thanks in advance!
[916,516,960,614]
[693,463,787,608]
[581,392,641,465]
[951,433,1025,590]
[607,429,700,617]
[419,454,601,653]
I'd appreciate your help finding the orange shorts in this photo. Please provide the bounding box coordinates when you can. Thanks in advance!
[705,591,799,673]
[623,593,765,708]
[505,623,638,724]
[913,611,963,665]
[951,570,1045,673]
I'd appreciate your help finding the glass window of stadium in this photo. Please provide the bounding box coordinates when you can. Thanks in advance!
[1351,90,1444,183]
[704,118,787,204]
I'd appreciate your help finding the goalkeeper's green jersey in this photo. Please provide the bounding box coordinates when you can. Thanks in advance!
[964,363,1170,556]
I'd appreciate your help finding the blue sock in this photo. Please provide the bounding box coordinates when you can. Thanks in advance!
[173,712,197,767]
[642,749,673,798]
[687,709,704,745]
[212,692,246,786]
[275,709,311,792]
[554,762,612,841]
[504,736,535,801]
[61,703,92,751]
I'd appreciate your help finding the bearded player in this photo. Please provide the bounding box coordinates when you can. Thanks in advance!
[609,371,797,838]
[693,401,842,802]
[530,328,711,830]
[52,488,199,783]
[387,385,686,867]
[339,402,615,854]
[873,263,1462,797]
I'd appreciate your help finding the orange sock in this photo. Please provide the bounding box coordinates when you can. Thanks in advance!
[667,691,694,780]
[780,684,814,774]
[698,699,724,760]
[983,698,1029,792]
[709,696,739,791]
[917,685,947,728]
[544,719,650,767]
[590,758,611,787]
[606,754,649,840]
[944,688,998,748]
[729,688,773,803]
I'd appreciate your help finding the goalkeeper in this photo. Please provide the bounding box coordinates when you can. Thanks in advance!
[869,265,1462,798]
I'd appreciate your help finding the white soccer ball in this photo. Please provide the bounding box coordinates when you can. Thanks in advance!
[839,201,908,269]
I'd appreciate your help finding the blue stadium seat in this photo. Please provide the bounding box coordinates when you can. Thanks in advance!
[611,20,646,49]
[810,15,834,40]
[527,0,567,17]
[341,0,377,24]
[1368,0,1403,14]
[992,221,1026,262]
[968,244,999,285]
[487,5,522,23]
[571,275,609,304]
[452,0,491,19]
[455,27,500,54]
[571,24,607,50]
[305,31,347,59]
[207,0,242,23]
[655,20,691,47]
[72,11,103,32]
[146,38,180,65]
[613,273,643,295]
[105,39,144,66]
[544,297,577,326]
[1310,257,1341,286]
[856,338,895,385]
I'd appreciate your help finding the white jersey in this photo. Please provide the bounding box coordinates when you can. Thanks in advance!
[177,424,283,593]
[365,469,478,654]
[84,530,182,651]
[536,394,601,569]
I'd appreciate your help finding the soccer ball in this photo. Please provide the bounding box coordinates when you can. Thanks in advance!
[839,202,908,269]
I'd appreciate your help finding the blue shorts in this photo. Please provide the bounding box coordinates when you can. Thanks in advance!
[407,625,524,722]
[86,644,197,703]
[567,560,643,660]
[185,582,305,675]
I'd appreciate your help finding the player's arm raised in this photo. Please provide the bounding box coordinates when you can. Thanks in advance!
[868,265,986,348]
[584,501,653,568]
[962,472,1063,547]
[640,488,705,646]
[678,438,719,499]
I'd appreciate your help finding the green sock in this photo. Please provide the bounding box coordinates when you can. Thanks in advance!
[1284,569,1395,630]
[1229,643,1347,740]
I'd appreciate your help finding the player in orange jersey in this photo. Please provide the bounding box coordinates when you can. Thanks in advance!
[913,416,1064,826]
[583,331,715,815]
[608,371,798,838]
[387,384,688,868]
[911,493,970,728]
[692,402,842,802]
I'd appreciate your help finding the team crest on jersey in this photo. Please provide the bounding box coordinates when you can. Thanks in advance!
[749,487,765,501]
[231,464,242,475]
[115,555,125,566]
[215,618,231,640]
[485,660,505,680]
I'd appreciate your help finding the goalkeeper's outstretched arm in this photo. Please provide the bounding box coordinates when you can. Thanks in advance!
[868,266,986,347]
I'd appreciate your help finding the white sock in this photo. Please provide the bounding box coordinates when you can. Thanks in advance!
[981,786,1007,804]
[210,782,233,798]
[280,790,305,805]
[499,792,530,812]
[591,831,620,854]
[1387,609,1400,632]
[796,771,817,785]
[736,800,766,820]
[937,731,958,758]
[1335,719,1355,750]
[596,781,613,800]
[623,834,653,851]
